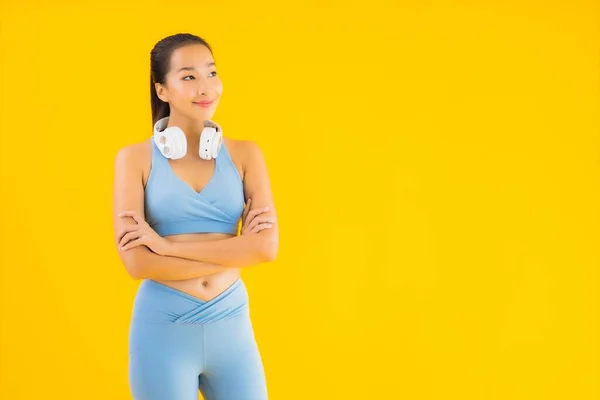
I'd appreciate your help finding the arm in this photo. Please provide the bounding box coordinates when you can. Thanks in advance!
[164,140,279,267]
[112,144,229,280]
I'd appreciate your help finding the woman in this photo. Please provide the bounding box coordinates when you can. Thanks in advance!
[112,33,278,400]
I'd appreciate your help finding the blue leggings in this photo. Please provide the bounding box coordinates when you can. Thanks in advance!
[128,277,268,400]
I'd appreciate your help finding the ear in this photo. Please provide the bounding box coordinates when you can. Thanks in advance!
[155,82,168,103]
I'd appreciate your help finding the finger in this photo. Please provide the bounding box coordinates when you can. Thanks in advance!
[118,224,141,242]
[117,210,136,218]
[256,217,276,224]
[251,223,273,233]
[246,206,270,222]
[117,224,139,241]
[242,214,276,235]
[120,238,139,251]
[250,222,273,233]
[120,231,140,248]
[119,231,141,248]
[247,216,276,231]
[245,216,262,232]
[121,236,146,251]
[118,211,143,224]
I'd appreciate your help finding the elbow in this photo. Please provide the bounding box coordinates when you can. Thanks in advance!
[118,248,145,280]
[124,257,144,280]
[128,265,144,280]
[260,235,279,263]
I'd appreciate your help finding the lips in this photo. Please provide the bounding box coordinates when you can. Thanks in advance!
[194,100,214,107]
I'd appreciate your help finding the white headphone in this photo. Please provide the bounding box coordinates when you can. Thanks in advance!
[153,116,223,160]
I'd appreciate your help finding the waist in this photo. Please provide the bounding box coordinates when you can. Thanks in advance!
[159,232,240,298]
[132,277,248,325]
[153,269,242,301]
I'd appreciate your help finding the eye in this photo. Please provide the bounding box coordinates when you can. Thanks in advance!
[183,75,195,80]
[209,71,218,77]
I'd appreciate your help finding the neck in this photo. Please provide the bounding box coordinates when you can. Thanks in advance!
[165,114,207,161]
[167,114,205,137]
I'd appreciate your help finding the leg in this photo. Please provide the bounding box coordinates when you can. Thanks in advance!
[129,323,205,400]
[199,314,268,400]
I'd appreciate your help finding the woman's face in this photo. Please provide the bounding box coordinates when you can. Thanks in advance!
[156,43,223,122]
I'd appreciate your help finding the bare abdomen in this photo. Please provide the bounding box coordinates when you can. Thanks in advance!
[153,232,241,302]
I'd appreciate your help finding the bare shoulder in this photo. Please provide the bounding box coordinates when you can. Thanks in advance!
[224,137,263,160]
[114,138,152,186]
[223,137,264,179]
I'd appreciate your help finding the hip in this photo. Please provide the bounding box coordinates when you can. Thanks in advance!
[130,276,249,325]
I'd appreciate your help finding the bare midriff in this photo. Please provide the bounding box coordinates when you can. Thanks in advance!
[153,232,241,302]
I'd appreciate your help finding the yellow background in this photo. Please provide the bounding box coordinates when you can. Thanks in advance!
[1,0,598,399]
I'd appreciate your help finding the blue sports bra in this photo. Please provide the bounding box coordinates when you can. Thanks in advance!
[144,136,245,237]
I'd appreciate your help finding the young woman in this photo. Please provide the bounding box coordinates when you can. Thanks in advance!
[112,33,278,400]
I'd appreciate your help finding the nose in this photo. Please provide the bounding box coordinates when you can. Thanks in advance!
[195,75,212,95]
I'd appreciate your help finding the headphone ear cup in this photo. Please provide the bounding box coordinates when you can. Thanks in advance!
[199,123,223,160]
[154,126,187,159]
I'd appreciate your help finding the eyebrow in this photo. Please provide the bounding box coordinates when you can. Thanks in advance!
[176,62,216,72]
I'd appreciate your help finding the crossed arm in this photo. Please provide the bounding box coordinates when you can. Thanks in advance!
[112,140,279,280]
[163,206,278,267]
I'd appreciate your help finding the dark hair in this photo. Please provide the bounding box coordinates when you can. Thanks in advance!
[150,33,213,126]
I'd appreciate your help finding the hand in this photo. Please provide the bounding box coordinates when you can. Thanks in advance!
[241,198,276,235]
[117,210,172,256]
